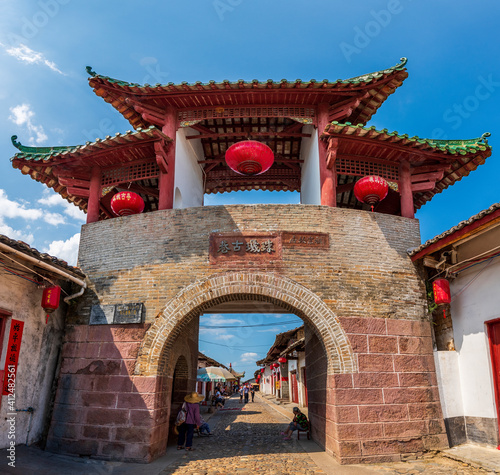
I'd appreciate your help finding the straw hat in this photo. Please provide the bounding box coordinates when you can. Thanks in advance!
[184,391,204,403]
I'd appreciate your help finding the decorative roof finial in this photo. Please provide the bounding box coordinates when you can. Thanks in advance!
[481,132,491,144]
[397,57,408,68]
[11,135,22,150]
[86,66,97,77]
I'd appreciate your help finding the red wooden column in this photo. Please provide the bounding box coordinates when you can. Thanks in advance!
[87,166,102,223]
[399,160,414,218]
[158,106,177,210]
[317,103,336,207]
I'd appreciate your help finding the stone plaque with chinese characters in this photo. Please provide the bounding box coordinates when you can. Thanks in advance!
[209,233,282,264]
[282,232,329,249]
[90,303,144,325]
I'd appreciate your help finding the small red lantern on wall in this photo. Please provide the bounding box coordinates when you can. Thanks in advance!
[354,176,389,211]
[278,357,287,364]
[433,278,451,318]
[260,368,265,373]
[42,286,61,323]
[110,191,145,217]
[225,140,274,175]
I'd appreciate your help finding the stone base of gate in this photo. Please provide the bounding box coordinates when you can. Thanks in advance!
[45,323,196,462]
[316,316,449,464]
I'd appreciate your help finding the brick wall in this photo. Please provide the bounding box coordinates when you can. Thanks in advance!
[48,204,445,463]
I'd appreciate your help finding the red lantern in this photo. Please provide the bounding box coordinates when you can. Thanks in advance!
[260,368,265,373]
[225,140,274,175]
[110,191,145,216]
[433,278,451,318]
[354,176,389,211]
[278,357,287,364]
[42,286,61,322]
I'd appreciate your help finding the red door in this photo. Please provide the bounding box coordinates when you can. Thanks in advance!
[291,372,299,404]
[487,320,500,444]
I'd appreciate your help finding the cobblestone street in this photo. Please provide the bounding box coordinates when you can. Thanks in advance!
[159,395,489,475]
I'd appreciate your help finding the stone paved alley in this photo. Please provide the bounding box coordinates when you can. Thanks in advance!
[159,395,489,475]
[0,394,495,474]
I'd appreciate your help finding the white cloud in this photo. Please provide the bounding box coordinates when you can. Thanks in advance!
[0,189,43,221]
[9,104,47,145]
[38,191,86,222]
[0,222,34,244]
[256,327,283,333]
[200,314,244,325]
[43,212,66,226]
[240,352,258,363]
[44,233,80,266]
[0,43,65,75]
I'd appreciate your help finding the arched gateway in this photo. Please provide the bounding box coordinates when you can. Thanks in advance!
[9,58,491,465]
[137,272,356,376]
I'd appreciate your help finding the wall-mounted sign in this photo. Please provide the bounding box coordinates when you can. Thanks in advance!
[90,303,144,325]
[209,233,282,264]
[282,232,329,249]
[2,319,24,396]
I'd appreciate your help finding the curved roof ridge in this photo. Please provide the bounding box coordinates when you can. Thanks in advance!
[342,57,407,84]
[11,135,74,155]
[85,58,408,89]
[326,122,492,152]
[10,125,164,161]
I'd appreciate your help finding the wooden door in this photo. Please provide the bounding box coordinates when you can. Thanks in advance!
[291,372,299,404]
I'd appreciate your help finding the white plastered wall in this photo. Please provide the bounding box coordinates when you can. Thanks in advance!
[300,125,320,205]
[0,272,66,448]
[449,259,500,420]
[174,128,204,208]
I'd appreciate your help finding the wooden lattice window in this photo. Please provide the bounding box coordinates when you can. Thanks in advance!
[102,160,160,187]
[336,158,399,182]
[179,106,315,123]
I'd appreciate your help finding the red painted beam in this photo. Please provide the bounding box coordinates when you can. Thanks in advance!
[411,171,444,183]
[87,166,101,223]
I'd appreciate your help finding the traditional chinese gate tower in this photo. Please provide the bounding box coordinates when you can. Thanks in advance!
[10,59,492,464]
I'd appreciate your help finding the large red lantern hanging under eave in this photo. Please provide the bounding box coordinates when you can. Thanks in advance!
[110,191,145,217]
[433,278,451,318]
[278,357,287,364]
[354,176,389,211]
[225,140,274,175]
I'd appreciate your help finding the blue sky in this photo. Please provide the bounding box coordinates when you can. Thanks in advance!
[1,1,499,375]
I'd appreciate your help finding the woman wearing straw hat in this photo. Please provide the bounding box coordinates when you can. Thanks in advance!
[177,391,204,451]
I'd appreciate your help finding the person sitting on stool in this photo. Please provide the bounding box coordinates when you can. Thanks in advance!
[281,407,308,440]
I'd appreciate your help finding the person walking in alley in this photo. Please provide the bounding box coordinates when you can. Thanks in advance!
[281,407,308,440]
[239,385,243,403]
[250,385,255,402]
[177,392,204,451]
[244,384,249,403]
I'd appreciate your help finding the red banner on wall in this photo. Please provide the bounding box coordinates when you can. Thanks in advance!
[2,319,24,396]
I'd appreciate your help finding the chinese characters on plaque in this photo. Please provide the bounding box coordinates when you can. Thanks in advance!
[209,232,328,264]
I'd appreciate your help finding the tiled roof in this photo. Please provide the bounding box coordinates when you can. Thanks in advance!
[85,57,408,91]
[10,126,169,162]
[0,234,85,277]
[323,122,492,210]
[323,122,492,155]
[409,202,500,258]
[86,59,409,128]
